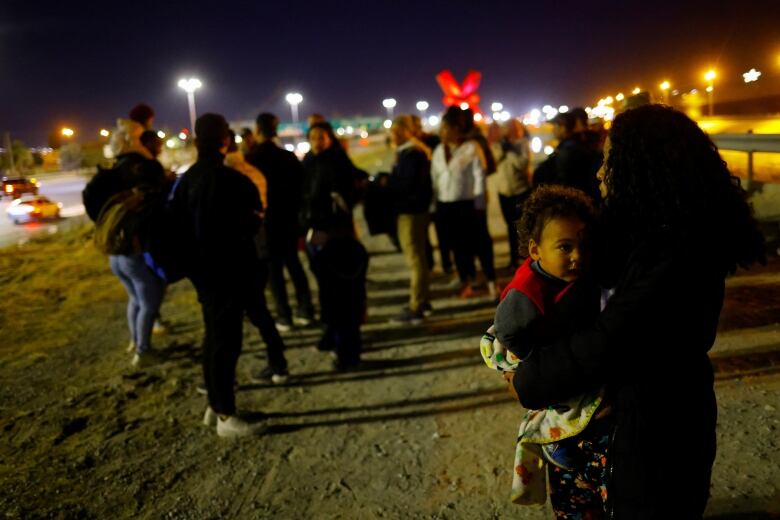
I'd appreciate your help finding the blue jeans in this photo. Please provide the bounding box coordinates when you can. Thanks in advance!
[109,255,165,353]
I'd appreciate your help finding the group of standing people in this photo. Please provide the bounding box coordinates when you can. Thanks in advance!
[384,103,603,324]
[98,104,371,437]
[98,99,767,519]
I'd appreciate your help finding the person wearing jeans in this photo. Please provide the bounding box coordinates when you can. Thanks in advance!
[109,254,164,366]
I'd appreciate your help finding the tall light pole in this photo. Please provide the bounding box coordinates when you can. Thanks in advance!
[178,78,202,135]
[285,92,303,124]
[416,100,429,120]
[704,69,716,116]
[382,98,397,119]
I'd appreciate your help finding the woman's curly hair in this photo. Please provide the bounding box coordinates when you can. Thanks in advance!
[517,185,595,258]
[603,104,765,272]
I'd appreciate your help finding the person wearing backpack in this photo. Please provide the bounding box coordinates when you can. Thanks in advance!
[95,184,167,369]
[89,106,171,368]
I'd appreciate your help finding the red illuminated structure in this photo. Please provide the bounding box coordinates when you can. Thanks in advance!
[436,69,482,114]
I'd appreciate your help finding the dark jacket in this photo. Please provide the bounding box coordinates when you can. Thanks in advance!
[388,145,432,215]
[301,147,360,233]
[245,141,305,236]
[533,137,600,201]
[513,232,721,518]
[170,151,262,290]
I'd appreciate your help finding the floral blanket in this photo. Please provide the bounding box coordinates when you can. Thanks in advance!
[480,327,603,505]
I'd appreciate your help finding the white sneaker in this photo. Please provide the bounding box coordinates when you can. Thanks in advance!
[293,315,313,327]
[216,415,267,438]
[131,350,161,368]
[126,340,137,354]
[203,406,217,427]
[275,319,292,332]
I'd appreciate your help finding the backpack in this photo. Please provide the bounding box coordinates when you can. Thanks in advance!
[93,188,150,255]
[82,154,145,221]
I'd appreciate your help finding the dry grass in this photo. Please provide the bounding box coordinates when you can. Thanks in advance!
[0,223,123,364]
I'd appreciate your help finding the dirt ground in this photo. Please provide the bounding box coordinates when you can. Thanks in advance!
[2,202,780,519]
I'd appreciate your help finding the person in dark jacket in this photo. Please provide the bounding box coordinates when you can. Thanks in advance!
[301,123,362,235]
[533,112,600,202]
[302,123,367,370]
[506,105,765,517]
[245,113,314,331]
[172,113,288,437]
[388,115,433,323]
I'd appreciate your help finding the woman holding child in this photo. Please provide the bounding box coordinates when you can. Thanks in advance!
[503,105,765,517]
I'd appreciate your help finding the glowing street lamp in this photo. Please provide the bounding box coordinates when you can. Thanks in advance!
[177,77,202,135]
[285,92,303,124]
[704,69,716,116]
[743,68,762,83]
[416,100,429,118]
[61,127,75,138]
[382,98,397,119]
[632,87,641,95]
[99,129,110,137]
[615,93,625,102]
[659,81,671,103]
[490,102,503,112]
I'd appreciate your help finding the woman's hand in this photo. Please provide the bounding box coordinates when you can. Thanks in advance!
[502,371,520,401]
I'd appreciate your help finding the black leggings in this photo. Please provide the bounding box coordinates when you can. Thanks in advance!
[436,201,495,283]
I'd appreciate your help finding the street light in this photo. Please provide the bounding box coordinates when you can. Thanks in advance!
[659,81,671,104]
[61,127,74,138]
[416,100,429,119]
[382,98,397,119]
[632,87,641,95]
[743,68,761,83]
[490,102,503,112]
[99,129,110,137]
[285,92,303,124]
[704,69,716,116]
[177,77,202,135]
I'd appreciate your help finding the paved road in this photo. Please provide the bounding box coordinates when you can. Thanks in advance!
[0,172,87,248]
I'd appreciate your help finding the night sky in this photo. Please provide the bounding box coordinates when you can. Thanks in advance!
[2,0,779,145]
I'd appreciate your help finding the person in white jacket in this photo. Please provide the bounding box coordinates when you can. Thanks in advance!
[431,107,496,298]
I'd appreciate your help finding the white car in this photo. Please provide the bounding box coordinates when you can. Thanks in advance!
[6,195,62,224]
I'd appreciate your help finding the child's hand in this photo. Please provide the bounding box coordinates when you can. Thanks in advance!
[503,372,520,401]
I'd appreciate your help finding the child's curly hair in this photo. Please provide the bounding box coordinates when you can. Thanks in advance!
[517,185,596,258]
